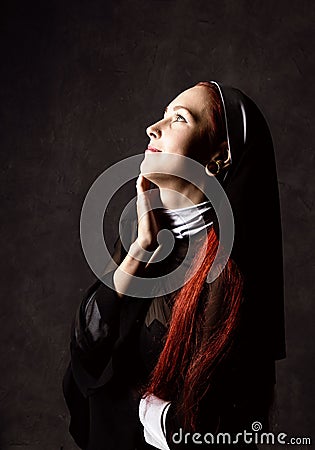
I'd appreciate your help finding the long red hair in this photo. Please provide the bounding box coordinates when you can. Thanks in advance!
[143,82,244,431]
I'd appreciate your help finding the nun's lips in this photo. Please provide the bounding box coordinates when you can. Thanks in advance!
[145,146,162,153]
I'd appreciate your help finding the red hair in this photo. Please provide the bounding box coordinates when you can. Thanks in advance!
[195,81,228,156]
[143,82,244,431]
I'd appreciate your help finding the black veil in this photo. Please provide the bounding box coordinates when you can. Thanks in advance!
[211,81,286,362]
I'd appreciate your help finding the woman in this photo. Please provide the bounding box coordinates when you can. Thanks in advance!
[63,81,286,449]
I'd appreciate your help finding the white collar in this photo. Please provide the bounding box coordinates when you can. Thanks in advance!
[159,200,214,239]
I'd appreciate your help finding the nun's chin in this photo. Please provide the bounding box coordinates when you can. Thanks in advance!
[139,172,172,187]
[140,159,167,182]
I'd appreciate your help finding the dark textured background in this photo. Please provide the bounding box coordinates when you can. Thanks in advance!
[1,0,314,449]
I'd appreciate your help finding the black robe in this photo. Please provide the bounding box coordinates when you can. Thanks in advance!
[63,212,277,450]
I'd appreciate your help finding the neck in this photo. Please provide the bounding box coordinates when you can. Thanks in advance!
[158,183,208,210]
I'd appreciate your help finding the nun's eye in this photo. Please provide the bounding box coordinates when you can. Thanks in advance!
[174,114,186,122]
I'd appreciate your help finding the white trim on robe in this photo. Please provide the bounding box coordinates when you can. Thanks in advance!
[139,394,171,450]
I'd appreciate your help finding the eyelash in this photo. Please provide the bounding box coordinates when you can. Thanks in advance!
[174,113,186,122]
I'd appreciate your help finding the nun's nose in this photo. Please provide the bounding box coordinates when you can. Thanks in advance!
[146,121,161,139]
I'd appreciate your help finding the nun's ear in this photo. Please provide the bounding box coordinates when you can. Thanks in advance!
[206,141,231,171]
[219,141,231,165]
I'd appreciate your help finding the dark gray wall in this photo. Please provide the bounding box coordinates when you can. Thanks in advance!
[1,1,314,448]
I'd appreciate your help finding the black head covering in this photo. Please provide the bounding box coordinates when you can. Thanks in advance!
[210,81,286,361]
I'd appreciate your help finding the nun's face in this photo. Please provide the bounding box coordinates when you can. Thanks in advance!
[140,86,212,186]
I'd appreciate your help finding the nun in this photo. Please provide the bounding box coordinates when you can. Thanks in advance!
[63,81,286,449]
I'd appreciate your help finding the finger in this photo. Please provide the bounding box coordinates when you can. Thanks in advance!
[137,190,152,220]
[136,175,150,193]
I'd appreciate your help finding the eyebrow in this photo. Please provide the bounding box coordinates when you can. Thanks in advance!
[164,105,195,118]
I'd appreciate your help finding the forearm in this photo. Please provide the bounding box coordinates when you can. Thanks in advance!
[113,238,155,298]
[73,236,153,353]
